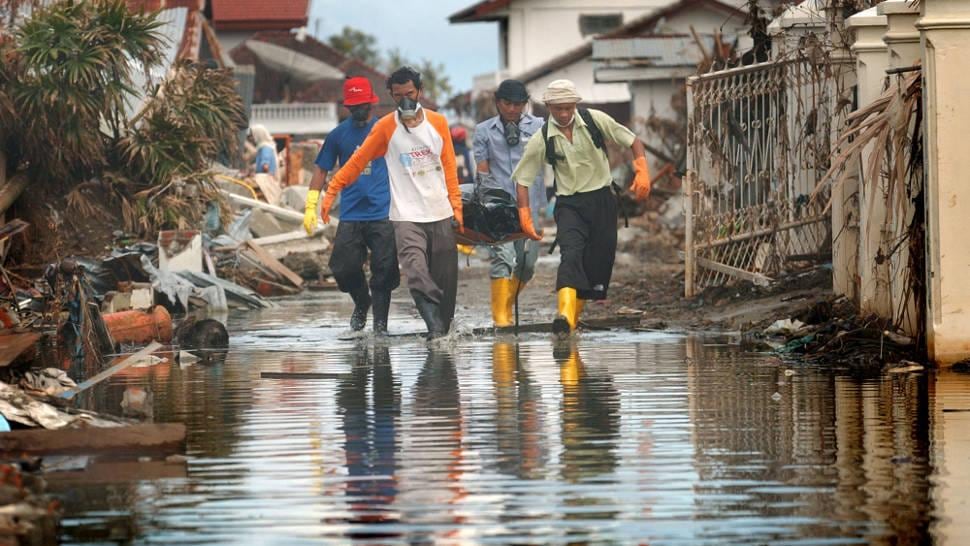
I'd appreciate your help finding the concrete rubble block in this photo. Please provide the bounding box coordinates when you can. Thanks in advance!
[158,230,202,273]
[280,185,309,213]
[248,209,287,239]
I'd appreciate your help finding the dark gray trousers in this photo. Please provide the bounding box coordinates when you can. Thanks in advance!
[393,218,458,329]
[328,219,400,294]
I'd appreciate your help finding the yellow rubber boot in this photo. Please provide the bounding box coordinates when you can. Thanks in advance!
[492,342,516,386]
[560,347,581,386]
[491,278,514,327]
[507,277,527,322]
[552,287,579,334]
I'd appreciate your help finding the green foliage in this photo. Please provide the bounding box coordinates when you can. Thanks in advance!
[327,28,455,106]
[120,60,246,189]
[2,1,244,185]
[327,26,381,68]
[1,0,247,236]
[4,0,164,182]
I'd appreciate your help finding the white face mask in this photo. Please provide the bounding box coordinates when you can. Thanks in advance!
[551,114,574,128]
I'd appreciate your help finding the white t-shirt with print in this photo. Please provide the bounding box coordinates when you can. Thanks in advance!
[384,116,454,223]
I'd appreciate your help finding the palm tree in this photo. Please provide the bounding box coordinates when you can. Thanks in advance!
[1,0,245,234]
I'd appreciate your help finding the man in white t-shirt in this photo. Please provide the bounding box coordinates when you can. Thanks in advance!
[315,66,464,340]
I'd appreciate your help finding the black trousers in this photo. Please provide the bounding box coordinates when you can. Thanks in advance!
[554,185,618,300]
[328,220,400,294]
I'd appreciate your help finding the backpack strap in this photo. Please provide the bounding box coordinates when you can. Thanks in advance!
[578,108,606,153]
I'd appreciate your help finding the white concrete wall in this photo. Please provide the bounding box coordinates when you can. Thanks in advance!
[631,79,681,174]
[505,0,662,75]
[526,57,631,105]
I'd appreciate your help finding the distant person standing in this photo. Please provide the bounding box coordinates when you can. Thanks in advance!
[250,124,278,178]
[249,124,283,204]
[317,66,463,340]
[473,79,547,327]
[303,77,400,333]
[512,79,651,334]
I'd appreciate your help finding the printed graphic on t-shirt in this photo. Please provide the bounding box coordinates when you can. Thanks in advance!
[398,146,442,177]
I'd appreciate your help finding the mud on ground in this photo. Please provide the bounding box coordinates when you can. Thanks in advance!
[454,213,833,332]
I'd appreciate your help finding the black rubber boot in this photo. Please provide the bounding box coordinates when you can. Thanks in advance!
[371,290,391,334]
[411,289,446,340]
[349,286,371,331]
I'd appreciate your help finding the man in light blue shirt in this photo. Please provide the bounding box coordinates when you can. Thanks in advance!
[473,79,548,327]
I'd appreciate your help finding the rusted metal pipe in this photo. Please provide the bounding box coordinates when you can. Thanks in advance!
[102,306,173,345]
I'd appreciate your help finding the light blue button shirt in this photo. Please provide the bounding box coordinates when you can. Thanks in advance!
[473,113,547,211]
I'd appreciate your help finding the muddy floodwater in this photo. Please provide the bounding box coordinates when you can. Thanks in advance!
[48,290,970,545]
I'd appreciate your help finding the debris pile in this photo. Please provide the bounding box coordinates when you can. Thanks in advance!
[742,297,922,370]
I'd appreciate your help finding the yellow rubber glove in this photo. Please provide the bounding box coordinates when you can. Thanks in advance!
[518,207,542,241]
[631,157,651,201]
[320,190,336,224]
[303,189,320,235]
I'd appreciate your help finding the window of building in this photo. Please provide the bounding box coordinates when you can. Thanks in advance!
[579,13,623,37]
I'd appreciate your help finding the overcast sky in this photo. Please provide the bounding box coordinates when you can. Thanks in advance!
[308,0,498,93]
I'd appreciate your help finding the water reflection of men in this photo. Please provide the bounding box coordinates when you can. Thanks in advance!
[336,345,400,531]
[397,349,466,539]
[555,342,620,483]
[492,342,545,479]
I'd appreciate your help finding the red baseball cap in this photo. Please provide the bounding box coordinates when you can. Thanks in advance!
[343,77,379,106]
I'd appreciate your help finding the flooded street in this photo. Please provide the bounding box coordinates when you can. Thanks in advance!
[47,287,970,545]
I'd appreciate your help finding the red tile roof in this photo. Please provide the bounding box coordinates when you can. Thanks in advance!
[210,0,308,31]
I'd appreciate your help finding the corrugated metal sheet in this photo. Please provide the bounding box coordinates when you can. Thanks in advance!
[592,35,723,67]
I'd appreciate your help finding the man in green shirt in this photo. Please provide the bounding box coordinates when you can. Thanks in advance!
[512,79,651,334]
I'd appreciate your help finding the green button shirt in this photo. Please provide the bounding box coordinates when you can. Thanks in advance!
[511,108,636,197]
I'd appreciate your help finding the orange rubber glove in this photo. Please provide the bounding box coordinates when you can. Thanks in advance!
[631,156,651,201]
[518,207,542,241]
[320,190,336,224]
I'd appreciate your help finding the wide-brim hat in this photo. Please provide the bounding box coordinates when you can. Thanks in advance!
[542,79,582,104]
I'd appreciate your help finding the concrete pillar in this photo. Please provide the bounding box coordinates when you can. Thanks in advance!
[880,0,923,68]
[918,0,970,365]
[848,8,891,319]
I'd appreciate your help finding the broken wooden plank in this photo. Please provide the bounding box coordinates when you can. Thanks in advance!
[0,423,186,455]
[0,333,40,368]
[46,458,187,484]
[60,341,162,399]
[244,240,303,288]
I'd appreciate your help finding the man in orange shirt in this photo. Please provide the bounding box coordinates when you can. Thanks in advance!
[311,66,463,340]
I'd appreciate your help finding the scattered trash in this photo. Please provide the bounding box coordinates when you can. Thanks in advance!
[60,341,163,400]
[771,392,782,402]
[616,306,645,316]
[20,368,77,397]
[887,361,925,374]
[765,318,809,336]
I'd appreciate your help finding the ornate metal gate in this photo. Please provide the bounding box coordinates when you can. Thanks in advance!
[684,59,840,297]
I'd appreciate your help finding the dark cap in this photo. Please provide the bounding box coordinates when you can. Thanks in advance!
[495,79,529,102]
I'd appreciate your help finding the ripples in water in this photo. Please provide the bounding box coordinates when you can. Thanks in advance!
[49,298,938,545]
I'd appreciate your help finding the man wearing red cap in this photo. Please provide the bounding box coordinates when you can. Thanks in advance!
[304,76,399,334]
